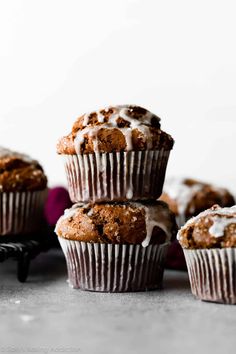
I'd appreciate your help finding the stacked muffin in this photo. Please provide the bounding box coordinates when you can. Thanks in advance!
[55,105,177,292]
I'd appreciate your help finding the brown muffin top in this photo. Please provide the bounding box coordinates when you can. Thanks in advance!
[178,204,236,249]
[159,177,235,218]
[57,105,174,154]
[0,147,47,192]
[55,201,177,245]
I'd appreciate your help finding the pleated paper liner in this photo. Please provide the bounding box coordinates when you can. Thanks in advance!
[59,239,170,292]
[63,149,170,203]
[184,248,236,304]
[0,190,48,235]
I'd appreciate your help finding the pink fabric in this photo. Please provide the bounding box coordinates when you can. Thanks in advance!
[44,187,72,226]
[165,240,187,270]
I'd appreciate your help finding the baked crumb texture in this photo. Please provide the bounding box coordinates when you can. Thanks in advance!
[55,201,177,246]
[178,204,236,249]
[0,147,47,192]
[57,105,174,155]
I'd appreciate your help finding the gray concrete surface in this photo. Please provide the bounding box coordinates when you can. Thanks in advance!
[0,249,236,354]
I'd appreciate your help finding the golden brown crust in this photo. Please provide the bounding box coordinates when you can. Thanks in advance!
[0,150,47,192]
[57,105,174,154]
[55,201,177,244]
[178,205,236,249]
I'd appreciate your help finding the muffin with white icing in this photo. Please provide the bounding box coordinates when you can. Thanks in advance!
[57,105,174,203]
[55,200,177,292]
[161,177,235,270]
[178,204,236,304]
[160,177,235,227]
[0,146,48,235]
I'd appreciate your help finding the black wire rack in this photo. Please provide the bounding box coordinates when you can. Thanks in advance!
[0,228,58,282]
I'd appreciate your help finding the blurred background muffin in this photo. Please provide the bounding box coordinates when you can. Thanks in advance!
[57,105,174,203]
[160,177,235,226]
[161,177,235,270]
[0,147,48,235]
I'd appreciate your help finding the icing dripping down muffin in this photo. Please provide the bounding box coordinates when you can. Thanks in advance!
[57,105,174,154]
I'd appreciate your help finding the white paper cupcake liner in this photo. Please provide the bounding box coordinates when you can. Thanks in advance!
[63,149,170,203]
[0,190,48,236]
[59,238,170,292]
[184,248,236,304]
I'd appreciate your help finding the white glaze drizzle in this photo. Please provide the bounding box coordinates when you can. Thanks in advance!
[118,105,157,125]
[126,187,133,200]
[140,203,173,247]
[54,202,88,235]
[82,114,90,126]
[186,205,236,225]
[163,177,233,217]
[119,127,133,151]
[55,201,174,247]
[177,205,236,241]
[74,105,159,154]
[163,177,202,216]
[209,216,236,237]
[97,111,105,123]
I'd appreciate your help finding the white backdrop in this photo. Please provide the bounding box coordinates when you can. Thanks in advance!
[0,0,236,192]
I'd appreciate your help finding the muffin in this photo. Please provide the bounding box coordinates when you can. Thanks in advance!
[57,105,174,203]
[0,147,48,235]
[160,177,235,227]
[178,204,236,304]
[55,200,177,292]
[161,178,235,270]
